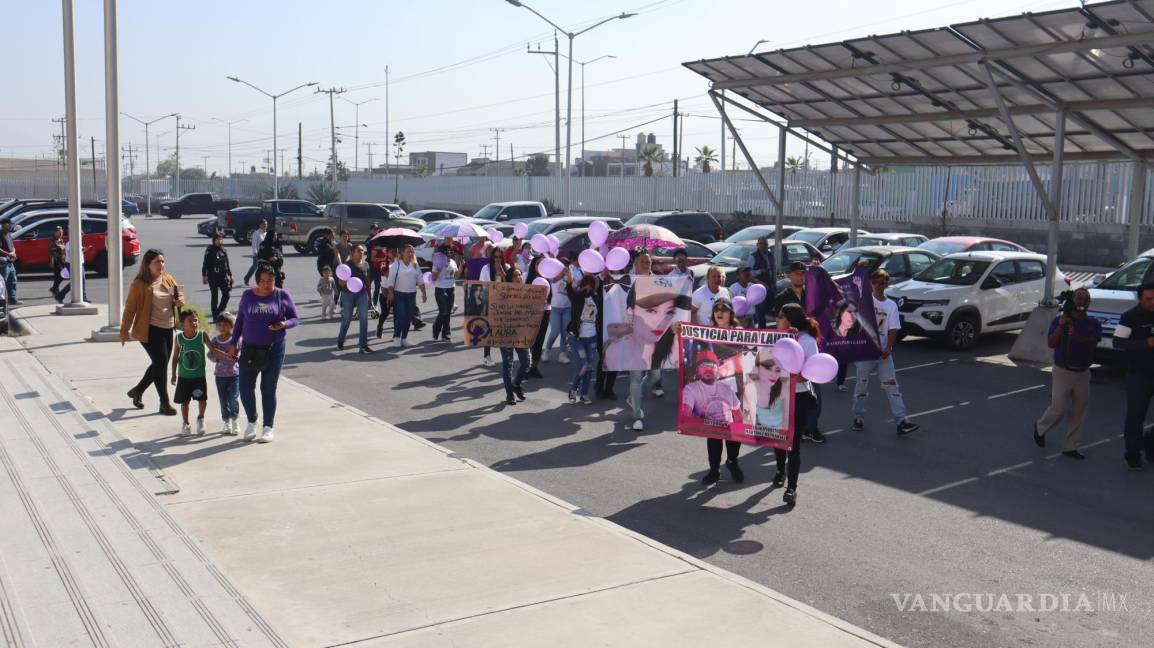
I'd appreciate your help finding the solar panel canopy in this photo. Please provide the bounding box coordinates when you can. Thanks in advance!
[683,0,1154,166]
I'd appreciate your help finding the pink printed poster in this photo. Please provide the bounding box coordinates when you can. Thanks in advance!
[677,324,797,451]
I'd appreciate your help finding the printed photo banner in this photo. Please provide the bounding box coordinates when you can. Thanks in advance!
[603,274,692,372]
[462,281,548,348]
[805,265,882,363]
[677,324,797,451]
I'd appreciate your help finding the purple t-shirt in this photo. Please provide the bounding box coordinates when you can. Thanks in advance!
[230,288,300,347]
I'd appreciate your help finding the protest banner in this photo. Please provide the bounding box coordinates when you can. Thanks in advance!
[805,265,882,363]
[603,274,692,371]
[677,324,798,450]
[462,281,547,348]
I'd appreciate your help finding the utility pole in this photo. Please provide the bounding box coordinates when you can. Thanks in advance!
[480,144,491,159]
[527,37,561,179]
[341,96,379,175]
[618,134,628,177]
[90,136,98,197]
[175,116,194,196]
[366,142,373,176]
[384,65,390,176]
[211,118,246,178]
[672,100,679,177]
[297,122,303,179]
[316,86,345,181]
[121,111,176,214]
[492,128,503,176]
[121,142,137,178]
[52,117,66,196]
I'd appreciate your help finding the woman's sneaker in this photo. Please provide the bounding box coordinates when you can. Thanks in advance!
[568,389,577,403]
[179,422,192,437]
[578,395,592,405]
[482,355,495,367]
[896,420,920,436]
[257,427,275,443]
[783,487,797,506]
[557,352,571,365]
[702,469,720,486]
[230,418,240,436]
[195,419,206,436]
[725,460,745,484]
[222,419,237,435]
[243,421,258,442]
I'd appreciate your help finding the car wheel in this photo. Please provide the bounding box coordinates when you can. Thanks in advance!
[945,313,980,351]
[165,212,182,219]
[305,233,324,256]
[241,228,256,246]
[93,252,109,277]
[293,244,309,254]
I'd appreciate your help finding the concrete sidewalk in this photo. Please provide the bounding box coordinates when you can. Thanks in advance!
[8,304,902,648]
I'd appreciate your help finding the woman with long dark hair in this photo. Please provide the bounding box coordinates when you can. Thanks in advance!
[336,245,373,354]
[431,242,460,341]
[257,230,285,288]
[385,244,426,347]
[120,249,184,415]
[230,262,300,443]
[499,266,531,405]
[564,270,600,404]
[700,298,745,485]
[525,256,549,379]
[774,303,821,507]
[478,245,507,366]
[49,225,67,298]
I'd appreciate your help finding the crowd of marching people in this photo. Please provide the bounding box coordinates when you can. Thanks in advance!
[116,218,931,508]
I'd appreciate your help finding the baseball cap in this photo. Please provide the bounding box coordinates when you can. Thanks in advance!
[788,261,807,272]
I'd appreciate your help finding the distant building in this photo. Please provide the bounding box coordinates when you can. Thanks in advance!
[575,132,669,177]
[455,157,557,177]
[408,151,468,176]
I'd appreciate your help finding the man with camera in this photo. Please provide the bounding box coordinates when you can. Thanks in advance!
[1033,288,1101,459]
[1113,282,1154,470]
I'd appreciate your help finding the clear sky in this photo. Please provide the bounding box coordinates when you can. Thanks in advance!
[3,0,1078,176]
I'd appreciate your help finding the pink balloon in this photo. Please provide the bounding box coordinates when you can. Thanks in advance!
[422,271,433,284]
[514,222,529,238]
[588,220,609,246]
[547,233,560,249]
[531,276,551,297]
[802,352,839,384]
[61,266,70,279]
[346,276,364,293]
[772,337,805,374]
[486,228,504,244]
[335,264,352,281]
[531,233,550,254]
[578,249,605,274]
[746,283,768,306]
[538,257,564,280]
[605,247,631,272]
[732,295,750,316]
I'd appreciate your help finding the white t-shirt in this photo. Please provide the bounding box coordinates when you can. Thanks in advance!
[479,265,492,282]
[250,228,266,255]
[434,259,458,289]
[388,261,422,293]
[729,282,749,299]
[577,297,598,338]
[550,278,571,308]
[873,295,901,340]
[796,332,820,393]
[668,266,691,278]
[691,285,732,325]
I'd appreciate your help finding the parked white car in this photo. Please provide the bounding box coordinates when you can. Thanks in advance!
[471,201,549,223]
[786,227,871,257]
[1086,249,1154,350]
[885,251,1068,350]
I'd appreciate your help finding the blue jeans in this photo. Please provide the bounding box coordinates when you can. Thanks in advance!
[215,375,239,421]
[1,262,16,302]
[338,289,369,348]
[501,347,529,397]
[629,370,661,419]
[568,336,597,396]
[546,306,571,354]
[238,339,285,427]
[393,291,416,339]
[852,356,908,421]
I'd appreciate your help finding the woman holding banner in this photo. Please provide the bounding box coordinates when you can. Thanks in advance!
[478,245,506,367]
[774,303,821,507]
[699,297,745,485]
[336,245,373,354]
[499,266,532,405]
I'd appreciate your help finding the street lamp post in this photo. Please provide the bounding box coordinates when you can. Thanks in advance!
[721,39,769,173]
[226,76,318,198]
[212,117,247,179]
[122,111,176,215]
[579,54,614,177]
[505,1,634,215]
[340,97,379,175]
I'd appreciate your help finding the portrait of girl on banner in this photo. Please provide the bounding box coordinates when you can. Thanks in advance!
[603,274,692,371]
[806,265,882,363]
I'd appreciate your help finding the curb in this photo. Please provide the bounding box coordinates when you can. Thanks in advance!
[4,308,37,337]
[283,376,903,648]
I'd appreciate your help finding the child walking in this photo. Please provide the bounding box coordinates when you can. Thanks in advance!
[207,313,240,435]
[317,266,336,319]
[171,309,209,436]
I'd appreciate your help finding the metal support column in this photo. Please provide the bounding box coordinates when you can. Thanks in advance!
[58,0,92,314]
[850,164,861,248]
[1128,163,1147,260]
[1044,111,1066,305]
[97,0,123,336]
[775,127,786,273]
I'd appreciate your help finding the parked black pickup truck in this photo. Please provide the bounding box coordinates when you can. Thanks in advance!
[158,193,238,219]
[217,199,323,245]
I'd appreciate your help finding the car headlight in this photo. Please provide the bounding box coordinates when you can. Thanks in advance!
[921,299,950,307]
[923,311,944,324]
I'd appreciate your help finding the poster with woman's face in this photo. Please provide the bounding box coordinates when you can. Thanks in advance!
[805,265,881,363]
[603,275,692,372]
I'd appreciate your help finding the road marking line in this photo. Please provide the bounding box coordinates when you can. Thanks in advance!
[905,404,955,419]
[987,384,1046,400]
[919,477,980,496]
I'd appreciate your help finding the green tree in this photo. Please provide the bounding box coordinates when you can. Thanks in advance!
[307,182,341,204]
[695,146,718,173]
[640,145,665,177]
[179,167,206,180]
[526,154,551,177]
[393,131,406,202]
[324,160,350,182]
[262,183,299,200]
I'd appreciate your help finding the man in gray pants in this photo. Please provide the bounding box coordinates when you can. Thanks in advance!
[1033,288,1101,459]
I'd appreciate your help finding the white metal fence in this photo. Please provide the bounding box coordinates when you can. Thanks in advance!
[3,161,1151,226]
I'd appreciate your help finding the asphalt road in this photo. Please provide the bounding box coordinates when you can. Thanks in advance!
[16,217,1154,648]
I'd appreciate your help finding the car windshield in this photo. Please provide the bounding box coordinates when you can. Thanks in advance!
[472,205,503,220]
[920,240,968,256]
[724,227,773,243]
[856,237,885,247]
[788,231,827,245]
[822,251,881,275]
[420,222,447,235]
[525,221,555,237]
[1097,257,1153,291]
[916,258,991,285]
[712,244,755,266]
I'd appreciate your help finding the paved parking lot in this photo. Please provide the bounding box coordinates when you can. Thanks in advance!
[15,217,1154,648]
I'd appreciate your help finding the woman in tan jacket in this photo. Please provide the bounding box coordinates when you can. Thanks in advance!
[121,249,184,415]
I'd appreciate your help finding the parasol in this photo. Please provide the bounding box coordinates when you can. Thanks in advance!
[604,223,683,251]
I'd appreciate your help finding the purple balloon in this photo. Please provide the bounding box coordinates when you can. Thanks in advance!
[802,352,839,384]
[335,264,352,281]
[605,247,631,272]
[588,220,609,246]
[422,271,434,285]
[61,266,70,279]
[772,337,805,374]
[538,257,565,280]
[514,222,529,238]
[578,249,605,274]
[746,283,768,306]
[732,295,750,317]
[486,227,505,244]
[547,233,560,249]
[346,276,364,293]
[531,233,550,254]
[531,276,551,297]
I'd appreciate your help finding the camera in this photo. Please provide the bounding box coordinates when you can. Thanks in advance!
[1058,289,1085,316]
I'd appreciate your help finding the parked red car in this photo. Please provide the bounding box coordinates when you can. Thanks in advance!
[12,211,140,276]
[918,236,1031,256]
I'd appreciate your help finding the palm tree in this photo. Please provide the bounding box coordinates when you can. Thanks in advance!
[640,144,665,177]
[785,153,812,172]
[695,146,718,173]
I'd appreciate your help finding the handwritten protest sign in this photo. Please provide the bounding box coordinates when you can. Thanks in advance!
[677,324,797,451]
[602,274,691,371]
[462,281,547,348]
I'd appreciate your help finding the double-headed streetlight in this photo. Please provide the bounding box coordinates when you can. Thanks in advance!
[211,117,247,179]
[226,76,318,198]
[121,111,176,215]
[340,97,379,175]
[505,1,634,215]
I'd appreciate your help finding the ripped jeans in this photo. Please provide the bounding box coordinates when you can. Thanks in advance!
[851,356,908,421]
[567,335,598,396]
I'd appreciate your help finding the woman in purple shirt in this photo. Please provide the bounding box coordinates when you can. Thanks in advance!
[229,262,299,444]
